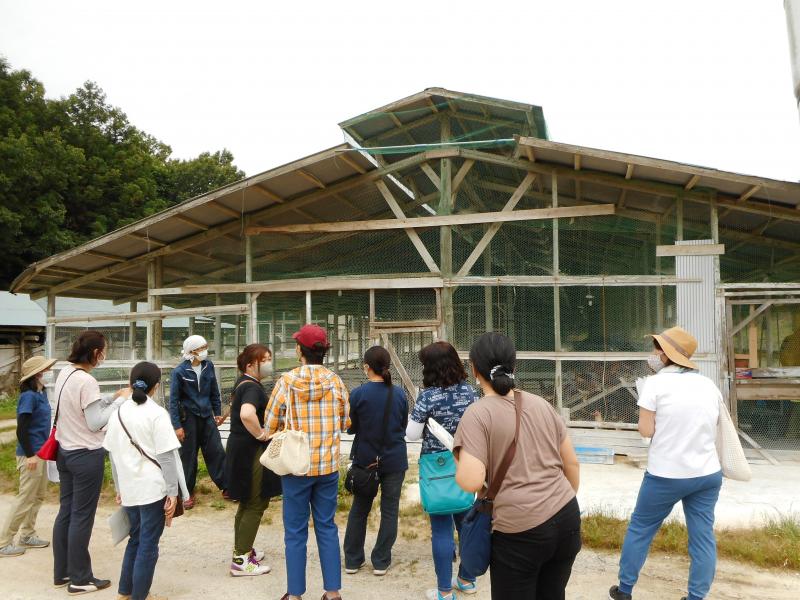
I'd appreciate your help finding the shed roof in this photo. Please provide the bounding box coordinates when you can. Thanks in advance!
[0,292,46,328]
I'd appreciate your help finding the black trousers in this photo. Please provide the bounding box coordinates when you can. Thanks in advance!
[179,412,225,494]
[343,470,405,570]
[489,497,581,600]
[53,447,106,585]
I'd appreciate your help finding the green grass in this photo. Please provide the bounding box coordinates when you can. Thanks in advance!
[582,510,800,571]
[0,394,18,420]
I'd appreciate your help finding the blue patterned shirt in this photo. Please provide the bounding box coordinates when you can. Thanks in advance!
[410,382,477,455]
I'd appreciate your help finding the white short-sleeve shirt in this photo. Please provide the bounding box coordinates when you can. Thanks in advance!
[103,397,181,506]
[638,365,721,479]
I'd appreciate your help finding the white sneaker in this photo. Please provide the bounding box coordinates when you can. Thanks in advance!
[249,547,265,562]
[230,553,271,576]
[345,561,366,574]
[19,535,50,548]
[0,544,26,557]
[373,564,390,576]
[425,590,454,600]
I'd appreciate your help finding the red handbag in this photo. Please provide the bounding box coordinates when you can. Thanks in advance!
[37,368,84,461]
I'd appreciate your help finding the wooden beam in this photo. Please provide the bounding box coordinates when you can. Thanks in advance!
[48,303,250,324]
[420,163,441,190]
[625,164,634,179]
[208,200,241,218]
[252,185,284,203]
[129,232,167,247]
[656,244,725,257]
[524,146,535,162]
[730,301,773,337]
[86,250,126,262]
[684,174,700,190]
[174,214,209,230]
[574,154,582,170]
[375,180,440,273]
[450,275,696,287]
[297,169,326,189]
[451,159,475,194]
[150,275,444,296]
[737,185,761,204]
[337,152,366,174]
[246,204,615,234]
[456,172,537,277]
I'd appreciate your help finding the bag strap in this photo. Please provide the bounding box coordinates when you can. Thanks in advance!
[117,407,161,471]
[53,367,85,427]
[482,389,522,502]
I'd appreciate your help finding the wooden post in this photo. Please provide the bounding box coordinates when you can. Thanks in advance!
[484,251,493,331]
[214,294,222,381]
[725,300,739,426]
[552,173,563,413]
[305,291,312,324]
[19,329,26,380]
[45,295,56,360]
[129,301,138,360]
[369,290,377,344]
[188,316,195,336]
[676,195,684,241]
[439,116,455,340]
[245,234,258,343]
[656,216,664,329]
[146,259,163,361]
[748,305,759,368]
[333,293,340,369]
[271,310,277,353]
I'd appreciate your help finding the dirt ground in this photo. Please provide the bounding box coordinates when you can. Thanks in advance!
[0,497,798,600]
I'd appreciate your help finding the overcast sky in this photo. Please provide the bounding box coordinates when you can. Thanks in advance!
[1,0,798,182]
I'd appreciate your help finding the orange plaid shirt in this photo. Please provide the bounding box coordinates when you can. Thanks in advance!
[265,364,350,476]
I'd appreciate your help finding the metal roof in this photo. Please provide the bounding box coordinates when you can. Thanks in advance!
[0,292,46,327]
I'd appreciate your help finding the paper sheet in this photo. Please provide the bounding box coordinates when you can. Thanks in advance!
[108,507,131,546]
[426,417,454,452]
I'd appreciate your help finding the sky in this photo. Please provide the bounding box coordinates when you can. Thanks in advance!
[1,0,798,181]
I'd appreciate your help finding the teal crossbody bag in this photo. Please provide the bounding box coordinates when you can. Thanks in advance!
[419,450,476,515]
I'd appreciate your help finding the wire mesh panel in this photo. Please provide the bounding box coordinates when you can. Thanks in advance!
[373,289,437,322]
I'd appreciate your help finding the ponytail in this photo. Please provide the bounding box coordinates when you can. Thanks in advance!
[469,332,517,396]
[129,361,161,405]
[364,346,392,387]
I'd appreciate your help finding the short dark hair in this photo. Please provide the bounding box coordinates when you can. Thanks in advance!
[67,331,107,365]
[469,332,517,396]
[237,343,272,373]
[20,377,41,393]
[129,361,162,405]
[299,342,326,365]
[419,341,467,388]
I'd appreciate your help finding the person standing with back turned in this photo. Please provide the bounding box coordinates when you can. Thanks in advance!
[169,335,226,508]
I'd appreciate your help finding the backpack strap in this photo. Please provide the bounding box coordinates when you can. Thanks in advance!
[117,407,161,471]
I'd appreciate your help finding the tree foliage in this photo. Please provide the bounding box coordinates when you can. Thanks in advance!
[0,58,245,288]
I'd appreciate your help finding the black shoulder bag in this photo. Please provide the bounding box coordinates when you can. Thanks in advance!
[345,385,394,498]
[117,407,184,519]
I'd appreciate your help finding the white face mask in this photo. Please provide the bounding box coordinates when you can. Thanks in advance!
[646,353,665,373]
[194,349,208,361]
[258,361,273,377]
[95,351,106,367]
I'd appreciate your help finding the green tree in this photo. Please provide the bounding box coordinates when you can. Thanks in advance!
[0,58,245,289]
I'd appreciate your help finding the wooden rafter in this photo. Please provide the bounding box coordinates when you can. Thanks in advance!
[625,164,634,180]
[337,152,366,174]
[451,159,475,195]
[174,214,209,230]
[252,185,284,203]
[420,163,441,190]
[208,200,241,218]
[297,169,326,189]
[737,185,761,204]
[684,174,700,190]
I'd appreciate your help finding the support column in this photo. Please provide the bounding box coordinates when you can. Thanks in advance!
[246,234,258,343]
[369,290,377,344]
[552,173,563,414]
[214,294,222,381]
[656,216,664,329]
[676,195,684,241]
[146,258,163,361]
[305,291,312,324]
[439,116,455,341]
[46,294,56,360]
[129,302,138,361]
[484,252,493,332]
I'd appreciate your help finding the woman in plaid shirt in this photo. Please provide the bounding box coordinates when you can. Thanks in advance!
[265,324,350,600]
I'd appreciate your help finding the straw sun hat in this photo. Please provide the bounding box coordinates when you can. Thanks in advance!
[650,326,698,370]
[20,356,57,383]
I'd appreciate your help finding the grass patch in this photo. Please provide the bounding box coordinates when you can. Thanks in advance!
[582,511,800,571]
[0,394,18,421]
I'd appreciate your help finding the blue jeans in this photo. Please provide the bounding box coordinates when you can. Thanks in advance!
[618,471,722,600]
[430,510,476,592]
[282,472,341,596]
[119,498,166,600]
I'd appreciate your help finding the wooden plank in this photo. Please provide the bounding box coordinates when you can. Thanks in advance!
[737,185,762,204]
[456,173,537,277]
[656,244,725,257]
[736,428,780,465]
[297,169,326,189]
[246,204,615,234]
[450,275,696,287]
[48,303,249,324]
[252,185,284,203]
[375,180,440,273]
[208,200,242,218]
[684,174,700,190]
[420,162,441,190]
[451,159,475,194]
[336,152,366,174]
[380,333,418,400]
[730,301,773,336]
[150,275,444,296]
[625,164,634,179]
[735,382,800,401]
[174,214,209,230]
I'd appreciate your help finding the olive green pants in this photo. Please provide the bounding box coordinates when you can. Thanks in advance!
[233,454,270,556]
[0,456,49,547]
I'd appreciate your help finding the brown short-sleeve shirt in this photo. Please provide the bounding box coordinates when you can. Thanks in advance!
[453,390,576,534]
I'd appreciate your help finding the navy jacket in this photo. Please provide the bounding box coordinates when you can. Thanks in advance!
[347,382,408,474]
[169,359,222,428]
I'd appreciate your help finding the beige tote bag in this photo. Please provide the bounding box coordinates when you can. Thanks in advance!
[260,391,310,476]
[716,399,751,482]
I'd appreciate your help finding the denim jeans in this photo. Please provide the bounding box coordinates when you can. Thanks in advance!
[343,469,405,570]
[282,472,341,596]
[618,470,723,600]
[490,497,581,600]
[429,509,475,592]
[119,498,166,600]
[53,447,105,586]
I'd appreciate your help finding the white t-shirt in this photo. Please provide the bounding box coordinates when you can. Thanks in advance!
[55,365,105,451]
[638,365,721,479]
[191,363,202,382]
[103,397,181,506]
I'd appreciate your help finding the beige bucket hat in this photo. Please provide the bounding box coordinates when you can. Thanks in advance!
[20,356,57,383]
[651,326,698,370]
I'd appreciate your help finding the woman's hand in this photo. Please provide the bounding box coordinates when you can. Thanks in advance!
[115,493,122,505]
[25,456,39,471]
[114,387,132,399]
[164,496,178,527]
[214,415,226,426]
[175,428,185,443]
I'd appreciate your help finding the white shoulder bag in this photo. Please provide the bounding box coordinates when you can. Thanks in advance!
[260,390,310,476]
[716,399,751,482]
